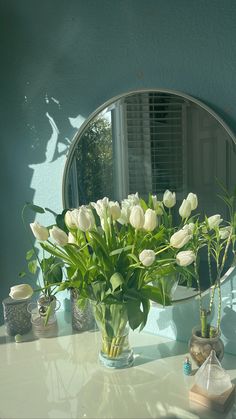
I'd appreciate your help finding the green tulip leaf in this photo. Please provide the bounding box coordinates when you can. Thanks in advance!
[26,249,35,260]
[56,209,69,233]
[28,259,38,274]
[141,284,171,306]
[110,272,123,292]
[109,245,132,256]
[44,263,63,285]
[25,202,45,213]
[139,298,150,331]
[139,198,148,212]
[19,271,26,278]
[127,300,144,330]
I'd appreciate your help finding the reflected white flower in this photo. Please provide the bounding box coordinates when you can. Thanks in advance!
[176,250,196,266]
[186,192,198,211]
[139,249,156,266]
[179,199,192,220]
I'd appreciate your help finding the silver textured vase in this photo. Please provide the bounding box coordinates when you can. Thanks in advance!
[70,288,95,332]
[2,297,32,336]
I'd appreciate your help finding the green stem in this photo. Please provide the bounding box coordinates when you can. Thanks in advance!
[207,243,213,285]
[194,260,202,313]
[200,309,208,338]
[155,245,171,256]
[216,282,222,333]
[132,229,138,254]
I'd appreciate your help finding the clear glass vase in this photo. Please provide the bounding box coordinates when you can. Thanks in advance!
[27,295,60,338]
[70,288,95,332]
[92,302,134,369]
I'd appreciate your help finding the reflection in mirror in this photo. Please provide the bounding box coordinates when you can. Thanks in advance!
[63,90,236,301]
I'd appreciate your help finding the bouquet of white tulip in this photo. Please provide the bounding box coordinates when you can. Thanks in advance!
[26,186,235,361]
[30,193,190,321]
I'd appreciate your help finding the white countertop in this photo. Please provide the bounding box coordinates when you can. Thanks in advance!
[0,311,236,419]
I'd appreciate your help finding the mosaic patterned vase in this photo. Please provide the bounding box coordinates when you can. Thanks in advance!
[2,296,32,336]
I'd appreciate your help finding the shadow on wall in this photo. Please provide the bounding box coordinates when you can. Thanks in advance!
[0,4,88,324]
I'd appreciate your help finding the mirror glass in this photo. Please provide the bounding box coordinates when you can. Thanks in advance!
[63,89,236,302]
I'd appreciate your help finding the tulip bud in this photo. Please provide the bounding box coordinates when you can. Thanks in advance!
[50,226,68,246]
[207,214,223,230]
[170,228,192,249]
[65,209,79,229]
[176,250,196,267]
[129,205,145,229]
[109,201,121,220]
[77,206,95,232]
[143,209,157,231]
[30,222,49,241]
[186,193,198,211]
[179,199,192,220]
[163,190,176,208]
[139,249,156,267]
[9,284,33,300]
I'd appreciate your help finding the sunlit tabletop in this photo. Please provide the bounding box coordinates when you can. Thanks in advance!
[0,311,236,419]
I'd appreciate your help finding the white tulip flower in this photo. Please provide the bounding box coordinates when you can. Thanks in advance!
[179,199,192,220]
[117,207,131,225]
[91,197,109,218]
[176,250,196,267]
[77,206,95,232]
[170,228,192,249]
[65,209,79,229]
[139,249,156,267]
[207,214,223,230]
[143,209,157,231]
[129,205,145,229]
[50,226,68,246]
[109,201,121,220]
[30,222,49,241]
[163,190,176,208]
[126,193,140,206]
[186,192,198,210]
[9,284,33,300]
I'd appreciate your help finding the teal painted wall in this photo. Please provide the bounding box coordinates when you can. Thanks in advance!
[1,0,236,333]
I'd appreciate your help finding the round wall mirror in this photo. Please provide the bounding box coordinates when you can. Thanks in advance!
[62,89,236,302]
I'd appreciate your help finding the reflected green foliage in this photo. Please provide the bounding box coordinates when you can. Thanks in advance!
[75,117,113,204]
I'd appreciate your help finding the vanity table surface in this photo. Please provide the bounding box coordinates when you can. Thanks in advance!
[0,312,236,419]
